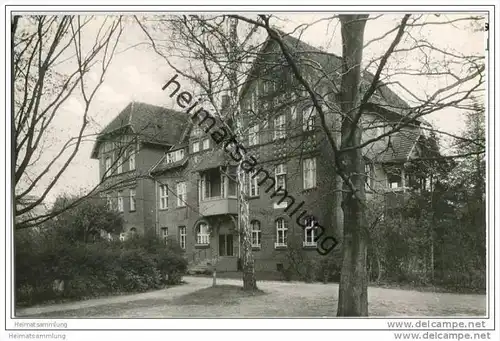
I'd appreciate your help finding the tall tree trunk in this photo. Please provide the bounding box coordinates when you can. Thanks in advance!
[227,17,257,291]
[239,171,256,290]
[337,14,369,317]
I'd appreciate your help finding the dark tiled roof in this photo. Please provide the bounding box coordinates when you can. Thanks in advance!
[281,34,412,115]
[241,31,414,119]
[242,31,425,164]
[91,102,189,158]
[365,129,420,163]
[151,157,189,174]
[191,149,235,172]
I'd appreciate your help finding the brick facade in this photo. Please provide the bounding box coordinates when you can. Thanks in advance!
[91,34,434,273]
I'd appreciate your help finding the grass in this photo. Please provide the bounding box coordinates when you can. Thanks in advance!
[171,285,266,306]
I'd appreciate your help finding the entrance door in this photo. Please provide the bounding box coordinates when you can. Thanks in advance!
[218,234,234,256]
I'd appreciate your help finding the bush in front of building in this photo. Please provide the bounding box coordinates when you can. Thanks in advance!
[15,228,188,306]
[280,235,342,283]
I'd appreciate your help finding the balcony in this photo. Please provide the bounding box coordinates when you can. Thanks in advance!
[198,166,238,216]
[199,197,238,216]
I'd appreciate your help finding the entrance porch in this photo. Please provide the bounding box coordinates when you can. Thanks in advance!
[188,216,239,273]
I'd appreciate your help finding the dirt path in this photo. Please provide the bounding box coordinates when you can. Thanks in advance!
[15,277,210,317]
[15,276,486,318]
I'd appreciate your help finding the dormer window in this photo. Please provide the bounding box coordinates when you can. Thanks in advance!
[202,138,210,150]
[192,141,200,153]
[166,149,185,164]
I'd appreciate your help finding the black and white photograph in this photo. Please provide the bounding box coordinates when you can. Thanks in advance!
[3,2,497,340]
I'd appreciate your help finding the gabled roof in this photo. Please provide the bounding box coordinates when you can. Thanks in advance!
[379,131,420,163]
[91,102,189,159]
[151,157,189,174]
[364,129,427,164]
[240,29,414,119]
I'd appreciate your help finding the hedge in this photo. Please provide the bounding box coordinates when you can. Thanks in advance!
[15,230,187,306]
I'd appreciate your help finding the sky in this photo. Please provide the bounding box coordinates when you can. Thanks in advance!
[15,13,487,206]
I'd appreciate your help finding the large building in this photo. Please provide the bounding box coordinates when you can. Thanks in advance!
[91,33,436,273]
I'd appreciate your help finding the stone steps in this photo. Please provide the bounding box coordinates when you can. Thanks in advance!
[187,259,213,275]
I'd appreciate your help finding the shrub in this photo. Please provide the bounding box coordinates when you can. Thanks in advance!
[118,249,162,292]
[15,228,188,306]
[281,235,342,283]
[315,255,342,283]
[155,246,188,285]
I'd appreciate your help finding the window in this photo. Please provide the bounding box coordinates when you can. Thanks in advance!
[248,124,259,146]
[129,188,136,211]
[290,93,298,120]
[161,227,168,245]
[159,184,168,209]
[117,191,124,212]
[202,138,210,150]
[167,149,185,164]
[193,125,202,137]
[275,218,288,248]
[365,162,374,192]
[176,182,186,207]
[390,180,401,189]
[177,149,185,160]
[303,158,317,189]
[128,149,135,171]
[179,226,186,249]
[250,87,259,114]
[275,164,287,192]
[196,222,210,245]
[263,81,270,94]
[219,234,234,256]
[248,170,260,197]
[303,216,318,247]
[192,141,200,153]
[105,157,112,176]
[106,193,112,209]
[302,107,316,131]
[273,114,286,140]
[117,155,123,173]
[387,169,402,189]
[251,220,261,248]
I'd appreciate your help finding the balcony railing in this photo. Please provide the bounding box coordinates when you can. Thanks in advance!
[196,234,210,245]
[199,197,238,216]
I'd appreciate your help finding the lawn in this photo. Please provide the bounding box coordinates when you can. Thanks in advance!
[17,276,486,318]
